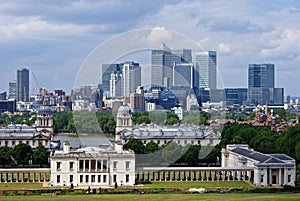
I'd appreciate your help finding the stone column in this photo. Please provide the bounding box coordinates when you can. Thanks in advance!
[279,169,282,185]
[283,168,287,185]
[269,168,272,185]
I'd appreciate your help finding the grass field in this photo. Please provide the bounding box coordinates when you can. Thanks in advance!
[0,193,299,201]
[0,181,251,190]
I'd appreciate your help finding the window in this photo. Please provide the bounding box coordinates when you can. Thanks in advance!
[288,175,291,183]
[103,175,107,183]
[80,175,83,183]
[19,141,22,144]
[97,160,101,172]
[85,175,89,183]
[26,141,29,145]
[57,175,60,183]
[5,141,8,146]
[69,162,74,171]
[91,175,95,183]
[191,140,194,144]
[113,161,117,169]
[164,140,167,144]
[70,175,73,183]
[126,174,129,183]
[103,160,107,171]
[184,140,187,145]
[91,160,96,171]
[32,140,35,146]
[79,160,84,171]
[261,175,264,183]
[85,160,89,171]
[113,175,117,183]
[12,141,15,145]
[98,175,101,183]
[198,140,201,144]
[157,140,160,144]
[126,161,130,169]
[57,162,61,170]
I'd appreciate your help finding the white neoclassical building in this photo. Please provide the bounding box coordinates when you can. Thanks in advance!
[221,144,296,187]
[0,105,53,148]
[115,104,221,147]
[50,141,135,187]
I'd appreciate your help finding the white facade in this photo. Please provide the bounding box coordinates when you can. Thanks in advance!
[50,142,135,187]
[221,144,296,187]
[0,105,53,148]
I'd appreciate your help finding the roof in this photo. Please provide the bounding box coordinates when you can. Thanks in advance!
[230,147,293,164]
[121,126,221,140]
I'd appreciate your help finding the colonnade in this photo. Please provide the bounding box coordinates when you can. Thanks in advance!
[136,167,254,182]
[0,168,50,183]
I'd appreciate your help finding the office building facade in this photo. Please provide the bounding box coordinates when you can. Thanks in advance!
[195,51,217,89]
[151,47,192,89]
[247,64,283,105]
[9,82,17,100]
[17,68,29,102]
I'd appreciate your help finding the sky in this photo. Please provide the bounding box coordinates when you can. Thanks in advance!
[1,0,300,96]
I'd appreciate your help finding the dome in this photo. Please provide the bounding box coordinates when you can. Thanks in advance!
[37,105,52,115]
[117,105,131,116]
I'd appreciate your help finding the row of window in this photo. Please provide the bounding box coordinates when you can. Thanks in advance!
[57,161,131,171]
[124,139,207,145]
[0,140,49,146]
[56,174,130,184]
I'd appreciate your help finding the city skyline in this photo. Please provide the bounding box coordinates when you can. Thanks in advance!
[0,1,300,96]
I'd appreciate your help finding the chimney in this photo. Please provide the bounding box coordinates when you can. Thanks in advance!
[63,141,70,154]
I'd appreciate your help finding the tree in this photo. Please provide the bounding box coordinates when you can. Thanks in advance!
[145,142,159,154]
[165,117,179,125]
[123,139,145,154]
[0,146,13,166]
[182,145,201,166]
[12,143,33,166]
[33,145,49,167]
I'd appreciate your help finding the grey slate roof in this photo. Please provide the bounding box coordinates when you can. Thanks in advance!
[230,147,293,164]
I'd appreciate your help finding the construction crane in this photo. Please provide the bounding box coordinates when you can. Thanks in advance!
[32,72,44,95]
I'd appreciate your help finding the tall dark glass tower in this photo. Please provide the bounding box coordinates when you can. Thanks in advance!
[17,68,29,102]
[248,64,274,88]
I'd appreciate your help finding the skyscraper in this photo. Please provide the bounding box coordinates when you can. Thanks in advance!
[172,63,194,88]
[102,64,121,93]
[8,81,17,100]
[122,62,141,98]
[248,64,274,88]
[247,63,282,105]
[17,68,29,102]
[151,47,192,89]
[109,62,141,98]
[195,51,217,89]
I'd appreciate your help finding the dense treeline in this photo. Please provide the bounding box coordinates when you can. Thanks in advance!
[124,122,300,179]
[0,144,49,167]
[0,112,36,126]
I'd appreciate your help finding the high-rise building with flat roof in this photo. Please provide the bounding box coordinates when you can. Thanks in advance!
[195,51,217,90]
[9,82,17,100]
[17,68,29,102]
[151,47,192,89]
[248,64,274,88]
[247,63,283,105]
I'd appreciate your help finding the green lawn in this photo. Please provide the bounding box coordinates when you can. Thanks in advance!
[0,181,251,190]
[0,193,299,201]
[0,183,43,190]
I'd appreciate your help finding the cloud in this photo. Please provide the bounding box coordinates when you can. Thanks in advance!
[197,17,274,34]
